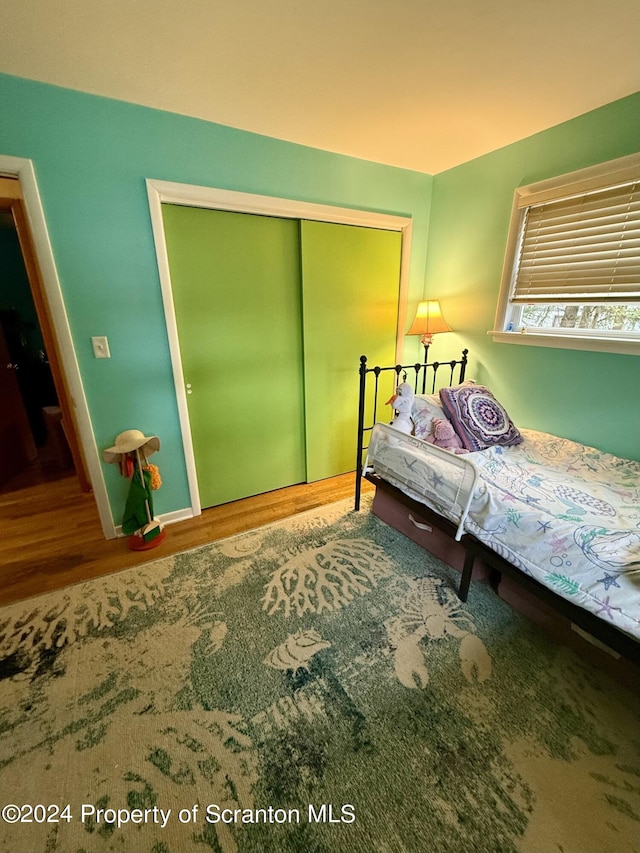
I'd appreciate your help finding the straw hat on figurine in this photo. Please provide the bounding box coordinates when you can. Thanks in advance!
[103,429,160,464]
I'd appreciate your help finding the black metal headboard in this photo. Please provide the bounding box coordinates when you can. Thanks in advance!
[354,348,469,510]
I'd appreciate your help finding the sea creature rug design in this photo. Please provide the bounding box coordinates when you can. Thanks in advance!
[0,498,638,853]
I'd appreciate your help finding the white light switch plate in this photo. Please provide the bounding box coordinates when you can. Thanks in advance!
[91,336,111,358]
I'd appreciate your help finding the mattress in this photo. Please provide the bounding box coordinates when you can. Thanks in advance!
[366,425,640,641]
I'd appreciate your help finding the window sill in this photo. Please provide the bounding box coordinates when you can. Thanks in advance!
[489,330,640,356]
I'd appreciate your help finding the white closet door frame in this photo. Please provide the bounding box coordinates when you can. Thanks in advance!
[146,179,413,516]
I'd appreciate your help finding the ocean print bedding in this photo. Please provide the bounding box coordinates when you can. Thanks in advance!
[366,426,640,641]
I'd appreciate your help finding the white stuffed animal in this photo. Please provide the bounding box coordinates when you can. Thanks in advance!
[386,382,414,434]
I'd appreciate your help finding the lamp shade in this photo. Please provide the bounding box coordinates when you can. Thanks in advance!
[407,300,452,338]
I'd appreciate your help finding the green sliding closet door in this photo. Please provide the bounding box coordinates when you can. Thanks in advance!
[162,205,306,508]
[301,220,402,481]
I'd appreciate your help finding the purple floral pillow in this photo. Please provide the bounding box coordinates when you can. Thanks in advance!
[439,385,522,451]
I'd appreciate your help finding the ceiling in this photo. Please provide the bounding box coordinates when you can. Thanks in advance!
[1,0,638,174]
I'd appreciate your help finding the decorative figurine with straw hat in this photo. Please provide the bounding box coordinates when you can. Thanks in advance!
[103,429,166,550]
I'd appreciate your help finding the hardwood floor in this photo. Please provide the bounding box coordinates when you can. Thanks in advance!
[0,471,373,607]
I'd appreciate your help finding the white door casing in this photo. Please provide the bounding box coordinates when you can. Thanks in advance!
[146,179,413,517]
[0,155,115,538]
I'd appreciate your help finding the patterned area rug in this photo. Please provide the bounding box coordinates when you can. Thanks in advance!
[0,498,638,853]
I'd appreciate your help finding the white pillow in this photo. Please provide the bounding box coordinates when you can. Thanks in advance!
[411,380,476,439]
[411,394,445,439]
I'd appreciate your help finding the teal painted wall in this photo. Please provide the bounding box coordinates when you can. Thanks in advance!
[0,73,433,521]
[2,71,638,525]
[424,93,640,460]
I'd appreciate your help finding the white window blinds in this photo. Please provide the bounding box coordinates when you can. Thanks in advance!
[511,179,640,303]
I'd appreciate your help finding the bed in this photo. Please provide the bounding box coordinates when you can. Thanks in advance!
[354,351,640,666]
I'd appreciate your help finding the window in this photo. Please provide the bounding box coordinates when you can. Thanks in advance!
[493,153,640,355]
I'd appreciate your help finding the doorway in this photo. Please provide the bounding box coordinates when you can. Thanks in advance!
[0,176,89,494]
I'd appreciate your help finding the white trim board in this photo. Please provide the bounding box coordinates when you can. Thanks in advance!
[0,155,115,538]
[146,179,413,517]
